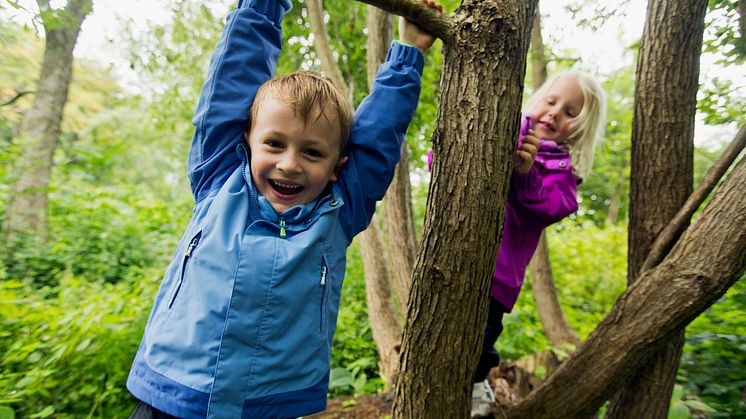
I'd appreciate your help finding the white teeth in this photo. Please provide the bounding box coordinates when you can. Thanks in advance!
[272,180,300,189]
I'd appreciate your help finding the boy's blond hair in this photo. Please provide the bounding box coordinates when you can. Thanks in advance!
[523,71,607,179]
[250,71,354,155]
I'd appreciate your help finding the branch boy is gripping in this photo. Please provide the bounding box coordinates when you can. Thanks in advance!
[126,0,442,418]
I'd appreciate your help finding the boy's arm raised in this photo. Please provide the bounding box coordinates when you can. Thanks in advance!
[188,0,291,202]
[337,42,424,239]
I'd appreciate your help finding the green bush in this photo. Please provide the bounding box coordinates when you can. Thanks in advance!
[0,274,159,417]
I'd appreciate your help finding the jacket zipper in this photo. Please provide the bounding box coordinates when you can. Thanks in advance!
[320,257,329,334]
[169,231,201,309]
[279,219,286,238]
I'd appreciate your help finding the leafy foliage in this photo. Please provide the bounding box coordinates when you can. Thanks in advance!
[0,276,157,417]
[0,1,744,417]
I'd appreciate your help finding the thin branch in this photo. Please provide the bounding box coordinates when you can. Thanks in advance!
[1,88,35,106]
[641,123,746,271]
[354,0,455,44]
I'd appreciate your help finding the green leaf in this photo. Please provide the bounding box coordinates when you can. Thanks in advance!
[14,375,37,389]
[683,399,716,413]
[0,406,16,419]
[28,406,54,418]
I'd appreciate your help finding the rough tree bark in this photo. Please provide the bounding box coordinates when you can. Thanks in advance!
[641,123,746,272]
[607,0,708,417]
[509,155,746,418]
[357,0,538,416]
[367,5,417,316]
[306,0,404,386]
[382,141,418,312]
[359,218,404,386]
[526,5,581,349]
[4,0,93,243]
[364,5,406,386]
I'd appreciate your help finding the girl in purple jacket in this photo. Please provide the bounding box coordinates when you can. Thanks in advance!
[471,71,607,417]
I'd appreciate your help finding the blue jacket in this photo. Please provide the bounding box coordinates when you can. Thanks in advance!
[126,0,424,417]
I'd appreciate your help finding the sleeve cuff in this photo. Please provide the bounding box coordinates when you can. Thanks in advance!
[387,41,425,75]
[512,167,540,191]
[242,0,292,24]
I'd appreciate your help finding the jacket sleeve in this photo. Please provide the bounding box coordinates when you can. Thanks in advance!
[510,165,579,227]
[337,42,424,240]
[187,0,291,202]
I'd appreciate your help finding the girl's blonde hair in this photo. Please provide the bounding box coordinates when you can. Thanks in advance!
[523,71,607,179]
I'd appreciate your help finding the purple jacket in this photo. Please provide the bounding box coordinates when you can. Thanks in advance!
[491,116,579,311]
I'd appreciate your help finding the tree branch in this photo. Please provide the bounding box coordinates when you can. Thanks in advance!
[641,123,746,271]
[1,88,35,107]
[354,0,455,44]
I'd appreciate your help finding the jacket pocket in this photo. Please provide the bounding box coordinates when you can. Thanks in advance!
[168,230,202,309]
[319,253,330,336]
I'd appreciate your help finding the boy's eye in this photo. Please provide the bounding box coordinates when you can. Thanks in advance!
[265,140,284,149]
[304,148,323,158]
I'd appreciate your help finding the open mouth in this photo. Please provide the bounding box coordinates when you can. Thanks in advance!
[270,179,304,196]
[539,121,556,132]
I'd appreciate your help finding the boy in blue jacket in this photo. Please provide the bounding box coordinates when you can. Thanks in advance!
[126,0,442,418]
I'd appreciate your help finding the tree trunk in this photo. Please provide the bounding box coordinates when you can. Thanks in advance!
[607,0,707,416]
[526,5,581,349]
[358,220,403,387]
[387,1,537,416]
[529,233,581,348]
[364,5,405,387]
[307,1,406,388]
[382,141,418,312]
[306,0,348,98]
[4,0,92,243]
[364,5,416,315]
[529,7,546,91]
[509,155,746,419]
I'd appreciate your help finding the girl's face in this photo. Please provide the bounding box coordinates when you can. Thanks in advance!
[530,76,584,145]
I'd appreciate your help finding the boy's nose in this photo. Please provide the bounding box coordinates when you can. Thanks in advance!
[277,153,301,174]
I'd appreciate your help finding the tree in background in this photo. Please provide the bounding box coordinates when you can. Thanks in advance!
[607,0,708,416]
[3,0,92,244]
[526,5,581,350]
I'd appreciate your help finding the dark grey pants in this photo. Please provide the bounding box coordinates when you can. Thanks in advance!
[474,297,508,382]
[129,402,180,419]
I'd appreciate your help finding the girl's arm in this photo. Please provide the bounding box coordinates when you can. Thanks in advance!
[510,164,579,227]
[188,0,291,203]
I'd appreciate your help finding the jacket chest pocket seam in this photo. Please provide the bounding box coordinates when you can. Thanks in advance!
[168,230,203,309]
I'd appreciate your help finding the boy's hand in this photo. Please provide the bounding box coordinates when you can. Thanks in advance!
[514,130,539,174]
[399,0,443,54]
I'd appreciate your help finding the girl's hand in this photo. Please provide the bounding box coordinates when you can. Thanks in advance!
[514,130,539,174]
[399,0,443,54]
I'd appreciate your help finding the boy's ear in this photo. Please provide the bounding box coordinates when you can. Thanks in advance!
[330,155,349,182]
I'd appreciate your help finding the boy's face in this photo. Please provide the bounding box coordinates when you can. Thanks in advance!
[247,96,348,213]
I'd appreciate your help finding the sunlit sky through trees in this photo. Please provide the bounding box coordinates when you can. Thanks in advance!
[2,0,743,148]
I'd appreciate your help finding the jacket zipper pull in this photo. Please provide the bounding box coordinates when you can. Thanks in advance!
[321,266,327,286]
[186,235,199,257]
[279,219,286,238]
